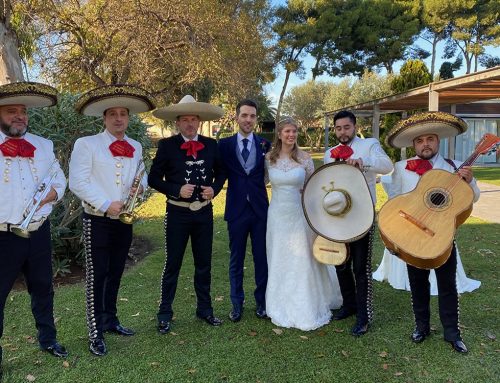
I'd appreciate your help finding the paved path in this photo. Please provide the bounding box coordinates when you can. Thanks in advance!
[471,181,500,224]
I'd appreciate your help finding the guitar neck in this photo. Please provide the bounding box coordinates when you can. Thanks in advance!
[455,150,481,172]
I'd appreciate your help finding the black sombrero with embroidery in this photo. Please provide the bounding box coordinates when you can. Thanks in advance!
[75,84,156,116]
[0,82,58,108]
[386,111,468,149]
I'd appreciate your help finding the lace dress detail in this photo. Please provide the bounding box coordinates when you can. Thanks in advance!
[265,152,342,331]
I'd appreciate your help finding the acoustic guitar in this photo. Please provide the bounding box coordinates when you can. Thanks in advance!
[378,133,500,269]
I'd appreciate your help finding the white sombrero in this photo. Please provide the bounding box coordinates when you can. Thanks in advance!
[0,82,57,108]
[75,84,156,116]
[153,95,224,121]
[387,111,468,149]
[302,162,374,242]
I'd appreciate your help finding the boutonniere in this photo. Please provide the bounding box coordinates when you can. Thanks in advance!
[260,139,269,155]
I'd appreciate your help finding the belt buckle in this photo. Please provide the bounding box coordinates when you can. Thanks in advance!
[189,201,203,211]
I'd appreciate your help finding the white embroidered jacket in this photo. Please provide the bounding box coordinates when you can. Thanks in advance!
[324,136,393,204]
[0,131,66,223]
[69,131,147,213]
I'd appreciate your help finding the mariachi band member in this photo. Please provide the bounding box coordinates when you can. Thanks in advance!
[384,112,480,353]
[149,95,226,334]
[324,110,393,336]
[69,85,155,356]
[0,82,68,372]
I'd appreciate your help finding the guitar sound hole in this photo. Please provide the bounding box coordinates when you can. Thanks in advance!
[430,192,447,207]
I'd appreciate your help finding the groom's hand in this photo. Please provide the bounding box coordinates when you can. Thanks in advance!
[200,186,214,200]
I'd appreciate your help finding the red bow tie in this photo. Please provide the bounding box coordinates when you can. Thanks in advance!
[406,159,433,175]
[181,140,204,159]
[330,145,353,160]
[109,140,135,158]
[0,138,36,157]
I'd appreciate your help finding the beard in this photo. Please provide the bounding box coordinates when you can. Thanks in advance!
[338,133,355,145]
[417,148,437,160]
[0,120,27,137]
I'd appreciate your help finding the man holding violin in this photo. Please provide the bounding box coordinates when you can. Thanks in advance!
[0,82,68,373]
[69,85,155,356]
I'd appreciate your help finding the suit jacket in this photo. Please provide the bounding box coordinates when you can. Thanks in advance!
[384,154,481,202]
[148,134,225,203]
[218,134,270,221]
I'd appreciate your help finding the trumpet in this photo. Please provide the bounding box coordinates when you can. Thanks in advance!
[12,161,59,238]
[119,160,146,224]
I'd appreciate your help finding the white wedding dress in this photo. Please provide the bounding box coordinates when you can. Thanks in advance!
[265,153,343,331]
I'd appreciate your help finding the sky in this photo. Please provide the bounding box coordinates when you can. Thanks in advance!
[266,0,500,106]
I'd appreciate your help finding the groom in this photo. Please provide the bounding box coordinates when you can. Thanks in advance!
[218,99,270,322]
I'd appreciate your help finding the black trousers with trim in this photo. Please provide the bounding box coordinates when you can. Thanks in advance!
[407,244,461,341]
[158,203,214,322]
[335,229,373,325]
[0,220,57,348]
[83,213,132,340]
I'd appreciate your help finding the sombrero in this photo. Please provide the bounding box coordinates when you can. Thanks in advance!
[0,82,57,108]
[386,111,468,149]
[302,162,374,242]
[75,84,156,116]
[153,95,224,121]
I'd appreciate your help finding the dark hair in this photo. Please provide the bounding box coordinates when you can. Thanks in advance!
[333,110,356,126]
[236,99,258,116]
[103,107,130,117]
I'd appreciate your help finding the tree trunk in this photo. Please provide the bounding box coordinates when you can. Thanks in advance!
[0,22,24,84]
[275,68,291,130]
[430,35,438,78]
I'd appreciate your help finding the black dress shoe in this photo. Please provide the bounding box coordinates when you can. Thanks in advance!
[105,324,135,336]
[411,329,430,343]
[229,307,243,322]
[449,340,468,353]
[332,306,357,321]
[89,338,107,356]
[199,315,223,326]
[42,342,68,358]
[255,306,268,319]
[351,322,369,336]
[158,320,171,334]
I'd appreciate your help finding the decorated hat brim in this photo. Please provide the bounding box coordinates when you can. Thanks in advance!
[0,82,57,108]
[387,112,468,149]
[76,85,156,116]
[153,102,224,121]
[302,162,375,243]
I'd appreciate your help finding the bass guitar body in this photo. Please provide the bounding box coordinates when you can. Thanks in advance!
[378,169,474,269]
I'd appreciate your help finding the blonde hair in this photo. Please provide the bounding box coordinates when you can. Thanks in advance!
[268,117,300,165]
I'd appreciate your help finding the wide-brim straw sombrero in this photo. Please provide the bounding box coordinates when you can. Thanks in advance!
[302,162,374,242]
[386,111,468,149]
[153,95,224,121]
[75,84,156,116]
[0,82,57,108]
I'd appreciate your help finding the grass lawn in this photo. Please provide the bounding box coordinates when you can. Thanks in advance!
[2,166,499,382]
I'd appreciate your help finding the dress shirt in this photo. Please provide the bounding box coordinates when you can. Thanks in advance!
[237,132,254,153]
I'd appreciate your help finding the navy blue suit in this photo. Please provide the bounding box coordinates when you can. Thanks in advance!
[218,134,270,310]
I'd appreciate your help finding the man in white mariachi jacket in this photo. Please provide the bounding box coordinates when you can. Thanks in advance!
[69,85,154,357]
[324,110,393,336]
[384,111,480,354]
[0,82,69,373]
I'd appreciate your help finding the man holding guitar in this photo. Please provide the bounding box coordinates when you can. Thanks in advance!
[382,111,481,353]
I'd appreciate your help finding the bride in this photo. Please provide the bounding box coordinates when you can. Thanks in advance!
[265,118,342,331]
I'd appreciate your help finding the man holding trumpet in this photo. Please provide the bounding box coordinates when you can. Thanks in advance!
[69,85,155,356]
[0,82,68,372]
